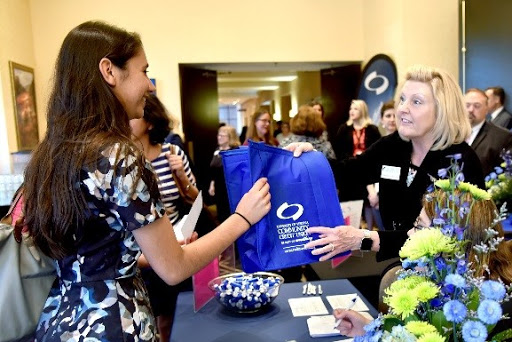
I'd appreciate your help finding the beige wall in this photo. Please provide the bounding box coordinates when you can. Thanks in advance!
[0,0,36,173]
[0,0,459,173]
[363,0,459,81]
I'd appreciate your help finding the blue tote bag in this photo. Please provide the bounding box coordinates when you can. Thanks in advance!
[222,142,347,272]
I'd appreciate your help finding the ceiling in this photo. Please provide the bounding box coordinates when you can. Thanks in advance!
[186,62,351,105]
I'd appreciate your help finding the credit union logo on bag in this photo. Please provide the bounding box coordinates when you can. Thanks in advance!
[276,202,304,221]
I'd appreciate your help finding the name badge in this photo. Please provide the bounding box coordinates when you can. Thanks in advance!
[381,165,401,181]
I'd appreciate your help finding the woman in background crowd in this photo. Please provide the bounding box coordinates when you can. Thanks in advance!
[23,20,270,341]
[276,121,292,145]
[243,109,278,146]
[380,100,396,136]
[280,105,336,160]
[209,125,241,223]
[334,99,381,229]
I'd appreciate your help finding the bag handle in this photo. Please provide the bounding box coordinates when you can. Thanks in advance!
[1,186,25,242]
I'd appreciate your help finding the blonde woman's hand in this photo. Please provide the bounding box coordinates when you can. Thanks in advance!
[234,178,271,229]
[304,225,364,261]
[282,142,314,157]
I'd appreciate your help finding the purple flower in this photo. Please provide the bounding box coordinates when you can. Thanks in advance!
[443,300,467,323]
[438,168,448,178]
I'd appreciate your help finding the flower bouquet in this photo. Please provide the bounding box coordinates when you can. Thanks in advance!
[486,150,512,228]
[357,156,512,342]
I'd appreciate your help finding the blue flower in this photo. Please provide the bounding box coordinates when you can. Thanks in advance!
[445,273,466,288]
[481,280,506,301]
[438,168,448,178]
[443,300,467,323]
[489,172,497,180]
[442,283,455,295]
[462,320,487,342]
[434,256,446,271]
[363,315,383,333]
[430,297,443,308]
[456,259,467,274]
[477,299,502,325]
[455,171,465,183]
[495,166,504,174]
[402,259,412,269]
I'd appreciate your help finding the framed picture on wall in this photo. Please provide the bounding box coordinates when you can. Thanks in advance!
[9,61,39,151]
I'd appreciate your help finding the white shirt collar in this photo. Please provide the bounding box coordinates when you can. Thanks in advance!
[467,120,485,146]
[490,106,505,120]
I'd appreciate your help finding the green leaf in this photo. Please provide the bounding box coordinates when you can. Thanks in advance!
[489,328,512,342]
[382,317,403,332]
[431,310,450,334]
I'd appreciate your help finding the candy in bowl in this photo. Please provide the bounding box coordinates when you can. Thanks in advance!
[208,271,284,313]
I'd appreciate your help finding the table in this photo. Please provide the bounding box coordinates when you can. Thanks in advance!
[170,279,378,342]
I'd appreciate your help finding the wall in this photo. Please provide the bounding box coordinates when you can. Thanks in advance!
[363,0,459,82]
[0,0,36,173]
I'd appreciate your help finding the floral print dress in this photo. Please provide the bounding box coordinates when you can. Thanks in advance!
[35,143,165,341]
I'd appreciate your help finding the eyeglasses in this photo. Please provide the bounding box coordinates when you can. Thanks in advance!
[257,119,271,124]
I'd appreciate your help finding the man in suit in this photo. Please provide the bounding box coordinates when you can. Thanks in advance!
[485,86,512,129]
[465,88,512,176]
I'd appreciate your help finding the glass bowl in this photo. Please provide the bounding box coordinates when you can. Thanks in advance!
[208,271,284,313]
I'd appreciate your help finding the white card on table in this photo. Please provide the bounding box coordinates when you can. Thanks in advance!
[326,294,369,312]
[288,297,329,317]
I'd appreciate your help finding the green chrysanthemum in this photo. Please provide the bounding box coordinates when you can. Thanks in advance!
[435,179,450,191]
[414,280,439,302]
[386,289,419,319]
[405,321,438,337]
[417,331,446,342]
[399,228,456,260]
[458,182,490,200]
[385,276,424,295]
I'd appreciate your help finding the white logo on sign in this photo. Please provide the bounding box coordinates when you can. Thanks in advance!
[364,71,389,95]
[276,202,304,221]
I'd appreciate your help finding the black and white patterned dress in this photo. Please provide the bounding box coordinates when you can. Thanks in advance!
[35,143,165,341]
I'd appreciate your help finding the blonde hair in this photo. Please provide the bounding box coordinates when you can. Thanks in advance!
[423,190,512,284]
[290,105,326,137]
[398,65,471,151]
[347,99,372,127]
[218,125,240,148]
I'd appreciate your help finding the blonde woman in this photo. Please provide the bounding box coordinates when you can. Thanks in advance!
[334,99,381,229]
[287,65,484,263]
[209,125,241,222]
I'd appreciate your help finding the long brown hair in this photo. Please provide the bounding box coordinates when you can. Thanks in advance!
[24,21,147,259]
[423,191,512,284]
[245,110,276,145]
